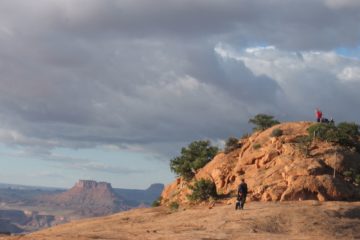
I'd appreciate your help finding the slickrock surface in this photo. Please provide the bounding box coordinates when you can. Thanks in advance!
[1,201,360,240]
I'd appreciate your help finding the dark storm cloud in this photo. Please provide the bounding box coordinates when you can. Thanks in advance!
[0,0,360,159]
[31,0,359,50]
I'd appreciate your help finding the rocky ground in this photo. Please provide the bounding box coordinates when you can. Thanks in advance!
[1,201,360,240]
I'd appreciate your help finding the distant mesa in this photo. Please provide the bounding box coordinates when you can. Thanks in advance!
[40,180,128,217]
[38,180,164,217]
[74,180,112,189]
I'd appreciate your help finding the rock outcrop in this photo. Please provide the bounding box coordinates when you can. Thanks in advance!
[161,122,360,204]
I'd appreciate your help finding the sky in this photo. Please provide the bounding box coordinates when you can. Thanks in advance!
[1,0,360,189]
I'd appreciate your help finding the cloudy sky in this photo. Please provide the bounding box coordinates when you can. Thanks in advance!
[1,0,360,189]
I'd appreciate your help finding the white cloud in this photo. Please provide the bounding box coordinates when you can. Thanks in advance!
[215,44,360,121]
[245,46,276,54]
[338,67,360,82]
[215,44,360,85]
[0,128,59,147]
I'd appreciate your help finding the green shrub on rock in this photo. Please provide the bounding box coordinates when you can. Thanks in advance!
[170,140,219,181]
[337,122,360,138]
[151,196,162,207]
[293,135,312,157]
[253,143,261,150]
[355,174,360,184]
[224,137,242,154]
[187,179,217,202]
[307,122,360,147]
[169,201,179,211]
[343,170,353,178]
[249,114,280,132]
[271,128,283,137]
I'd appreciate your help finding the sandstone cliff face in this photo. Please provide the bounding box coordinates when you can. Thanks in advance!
[161,122,360,204]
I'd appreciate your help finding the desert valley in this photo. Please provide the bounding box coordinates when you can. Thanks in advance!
[0,180,163,234]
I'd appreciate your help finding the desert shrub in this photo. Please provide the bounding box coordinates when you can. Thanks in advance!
[253,143,261,150]
[307,123,336,140]
[170,140,219,181]
[293,135,312,143]
[343,170,353,178]
[187,179,217,202]
[241,133,250,139]
[293,135,312,157]
[151,201,161,207]
[151,196,162,207]
[224,137,242,154]
[169,201,179,210]
[307,122,359,147]
[271,128,283,137]
[249,114,280,132]
[337,122,360,138]
[355,174,360,184]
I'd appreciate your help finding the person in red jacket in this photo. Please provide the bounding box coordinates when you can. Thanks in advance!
[315,108,322,122]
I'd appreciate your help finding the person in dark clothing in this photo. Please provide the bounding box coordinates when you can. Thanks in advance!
[237,178,248,210]
[321,118,329,123]
[235,192,242,210]
[330,118,335,125]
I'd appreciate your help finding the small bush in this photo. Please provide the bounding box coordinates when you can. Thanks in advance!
[187,179,217,202]
[151,196,162,207]
[337,122,360,138]
[253,143,261,150]
[343,170,353,178]
[169,201,179,210]
[249,114,280,132]
[224,137,242,154]
[151,201,161,207]
[241,133,250,139]
[170,140,219,181]
[307,123,337,141]
[355,174,360,184]
[293,135,312,157]
[307,122,358,147]
[271,128,283,137]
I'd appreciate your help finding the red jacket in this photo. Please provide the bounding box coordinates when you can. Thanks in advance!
[316,110,322,119]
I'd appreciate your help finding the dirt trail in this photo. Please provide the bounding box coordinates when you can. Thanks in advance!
[1,201,360,240]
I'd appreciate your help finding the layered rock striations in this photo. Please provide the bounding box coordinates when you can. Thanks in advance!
[161,122,360,204]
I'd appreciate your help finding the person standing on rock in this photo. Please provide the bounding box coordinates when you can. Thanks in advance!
[315,108,322,122]
[237,179,248,210]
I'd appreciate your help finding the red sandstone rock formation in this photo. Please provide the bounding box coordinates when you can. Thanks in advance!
[161,122,360,204]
